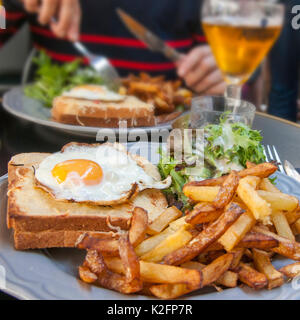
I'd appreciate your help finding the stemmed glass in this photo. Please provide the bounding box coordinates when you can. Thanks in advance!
[202,0,284,99]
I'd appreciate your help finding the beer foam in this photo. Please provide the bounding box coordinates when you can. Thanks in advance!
[203,16,283,28]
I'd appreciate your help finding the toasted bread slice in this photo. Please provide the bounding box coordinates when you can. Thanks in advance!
[52,95,156,127]
[7,149,167,241]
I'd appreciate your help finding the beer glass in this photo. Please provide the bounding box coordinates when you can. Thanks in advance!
[202,0,284,99]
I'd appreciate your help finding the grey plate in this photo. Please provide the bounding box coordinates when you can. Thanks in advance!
[1,171,300,300]
[2,87,180,138]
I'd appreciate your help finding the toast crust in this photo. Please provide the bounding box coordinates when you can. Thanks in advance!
[13,230,118,250]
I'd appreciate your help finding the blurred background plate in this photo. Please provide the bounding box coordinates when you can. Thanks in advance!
[2,87,182,138]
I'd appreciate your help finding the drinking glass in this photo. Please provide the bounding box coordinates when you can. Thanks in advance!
[202,0,284,99]
[190,96,256,128]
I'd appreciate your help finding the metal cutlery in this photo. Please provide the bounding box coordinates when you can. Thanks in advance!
[117,8,182,62]
[263,145,300,184]
[72,41,120,88]
[284,160,300,184]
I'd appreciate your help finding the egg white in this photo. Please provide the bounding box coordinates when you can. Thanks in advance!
[62,85,125,102]
[35,144,169,204]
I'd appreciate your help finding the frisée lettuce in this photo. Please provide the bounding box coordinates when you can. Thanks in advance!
[158,118,266,209]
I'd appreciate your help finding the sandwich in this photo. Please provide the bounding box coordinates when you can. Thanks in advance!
[51,85,156,128]
[7,142,169,250]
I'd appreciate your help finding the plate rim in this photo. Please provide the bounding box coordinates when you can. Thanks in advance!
[2,87,185,137]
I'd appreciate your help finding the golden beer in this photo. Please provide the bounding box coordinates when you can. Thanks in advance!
[203,21,281,84]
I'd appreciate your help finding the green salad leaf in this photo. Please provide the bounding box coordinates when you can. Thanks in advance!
[24,51,104,107]
[158,117,266,209]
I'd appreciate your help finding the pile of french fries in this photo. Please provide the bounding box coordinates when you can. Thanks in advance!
[119,72,193,114]
[77,162,300,299]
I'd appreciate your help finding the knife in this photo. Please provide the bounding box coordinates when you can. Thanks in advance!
[117,8,182,62]
[284,160,300,184]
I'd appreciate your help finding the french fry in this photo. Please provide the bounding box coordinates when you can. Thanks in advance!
[237,176,272,222]
[229,248,245,270]
[252,249,284,289]
[197,250,226,265]
[129,207,148,247]
[238,263,268,289]
[185,203,223,225]
[149,253,233,299]
[129,81,159,93]
[147,206,182,235]
[180,260,239,289]
[201,253,234,287]
[259,178,281,193]
[286,208,300,225]
[279,262,300,278]
[183,186,220,202]
[135,217,186,257]
[141,225,195,263]
[218,211,256,251]
[118,235,141,284]
[105,257,202,287]
[78,265,97,283]
[237,231,279,249]
[163,203,244,265]
[271,211,295,241]
[184,163,278,188]
[77,234,119,256]
[257,190,299,212]
[149,283,194,299]
[186,171,240,225]
[292,218,300,235]
[80,238,143,293]
[246,161,256,169]
[213,171,240,209]
[217,270,238,288]
[203,242,224,252]
[253,226,300,260]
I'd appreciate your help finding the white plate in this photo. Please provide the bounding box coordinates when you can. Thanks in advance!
[2,87,181,138]
[1,171,300,300]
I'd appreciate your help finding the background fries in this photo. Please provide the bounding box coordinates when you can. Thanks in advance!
[77,162,300,299]
[120,73,192,115]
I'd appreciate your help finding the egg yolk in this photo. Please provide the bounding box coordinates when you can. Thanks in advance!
[51,159,103,186]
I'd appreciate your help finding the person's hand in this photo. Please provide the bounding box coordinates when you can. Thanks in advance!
[177,45,226,95]
[21,0,81,42]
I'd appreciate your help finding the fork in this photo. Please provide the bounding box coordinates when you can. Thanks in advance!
[263,145,285,174]
[73,41,120,88]
[263,145,286,174]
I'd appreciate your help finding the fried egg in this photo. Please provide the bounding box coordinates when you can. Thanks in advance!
[35,143,171,205]
[62,85,125,102]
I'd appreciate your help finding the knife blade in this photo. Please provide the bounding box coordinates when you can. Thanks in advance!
[284,160,300,184]
[117,8,182,62]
